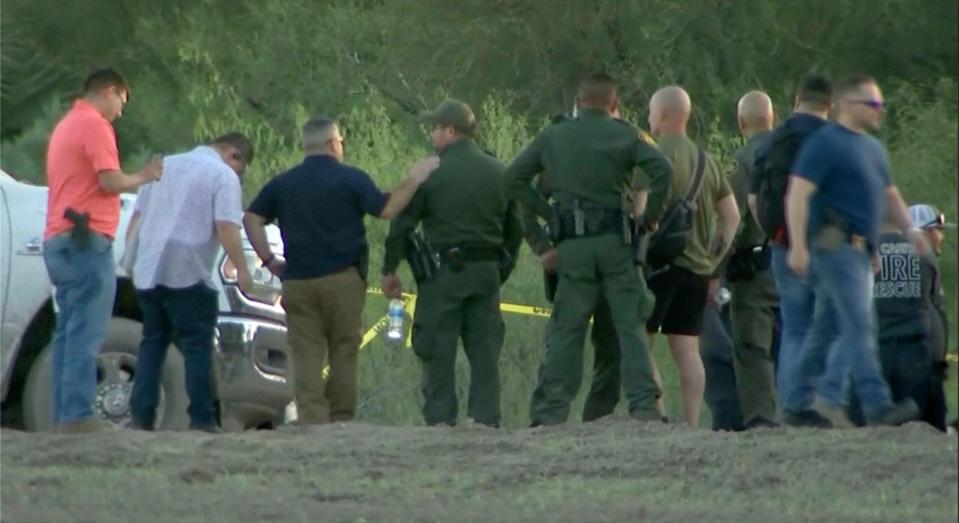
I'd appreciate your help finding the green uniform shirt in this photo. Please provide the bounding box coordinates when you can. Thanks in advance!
[518,123,660,256]
[731,130,772,249]
[383,138,522,274]
[656,134,732,276]
[505,108,672,223]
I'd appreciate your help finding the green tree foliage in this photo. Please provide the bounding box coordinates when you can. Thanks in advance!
[2,0,956,365]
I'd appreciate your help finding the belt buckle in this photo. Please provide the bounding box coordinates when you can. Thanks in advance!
[851,235,867,251]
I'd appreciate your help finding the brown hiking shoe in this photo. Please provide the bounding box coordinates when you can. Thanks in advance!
[867,399,920,427]
[57,418,117,435]
[812,399,854,429]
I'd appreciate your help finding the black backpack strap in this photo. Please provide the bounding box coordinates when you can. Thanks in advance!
[683,148,708,203]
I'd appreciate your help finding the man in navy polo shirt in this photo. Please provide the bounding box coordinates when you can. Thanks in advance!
[243,117,438,425]
[783,75,926,427]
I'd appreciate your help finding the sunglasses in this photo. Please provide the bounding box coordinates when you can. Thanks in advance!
[849,99,885,110]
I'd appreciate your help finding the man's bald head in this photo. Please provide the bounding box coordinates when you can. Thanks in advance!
[650,86,691,115]
[648,85,691,136]
[737,90,774,137]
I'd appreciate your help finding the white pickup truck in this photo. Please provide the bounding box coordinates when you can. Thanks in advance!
[0,169,294,431]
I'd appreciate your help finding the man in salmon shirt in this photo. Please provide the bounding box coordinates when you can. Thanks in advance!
[43,68,162,434]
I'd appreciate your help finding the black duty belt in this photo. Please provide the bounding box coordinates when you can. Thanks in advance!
[435,245,501,270]
[556,208,629,239]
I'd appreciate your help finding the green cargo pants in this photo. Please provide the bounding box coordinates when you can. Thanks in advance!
[730,270,778,426]
[412,261,504,427]
[582,286,658,421]
[530,298,617,422]
[532,280,657,422]
[529,234,661,425]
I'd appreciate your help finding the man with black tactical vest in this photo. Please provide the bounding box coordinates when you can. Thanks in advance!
[748,76,831,427]
[382,99,523,428]
[523,108,660,423]
[506,72,673,426]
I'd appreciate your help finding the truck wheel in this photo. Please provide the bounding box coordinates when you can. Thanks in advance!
[21,318,189,431]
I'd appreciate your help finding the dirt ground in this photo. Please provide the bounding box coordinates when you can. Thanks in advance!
[2,419,957,523]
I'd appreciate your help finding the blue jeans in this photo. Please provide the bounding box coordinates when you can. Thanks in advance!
[789,244,892,418]
[783,269,843,411]
[42,233,117,425]
[769,245,815,412]
[131,283,219,429]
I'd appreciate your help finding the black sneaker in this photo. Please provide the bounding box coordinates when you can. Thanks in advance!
[867,399,920,427]
[129,420,155,431]
[782,409,832,428]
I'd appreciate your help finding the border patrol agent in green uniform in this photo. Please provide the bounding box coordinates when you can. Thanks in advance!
[506,73,673,425]
[724,91,779,427]
[523,113,661,423]
[382,99,523,428]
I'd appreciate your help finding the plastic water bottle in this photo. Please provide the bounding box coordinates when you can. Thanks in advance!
[715,287,732,306]
[386,299,406,341]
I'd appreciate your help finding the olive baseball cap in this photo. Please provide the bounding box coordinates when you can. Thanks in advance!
[420,99,476,134]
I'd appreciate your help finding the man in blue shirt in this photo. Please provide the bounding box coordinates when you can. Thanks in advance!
[243,117,438,425]
[783,75,927,427]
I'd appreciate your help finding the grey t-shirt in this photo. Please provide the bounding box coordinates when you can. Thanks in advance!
[133,146,242,290]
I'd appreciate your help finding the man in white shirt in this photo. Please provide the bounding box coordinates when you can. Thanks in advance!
[127,133,253,432]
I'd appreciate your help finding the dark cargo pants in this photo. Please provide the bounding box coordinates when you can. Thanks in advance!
[530,235,660,425]
[412,261,504,427]
[730,269,779,426]
[530,297,625,423]
[700,302,744,431]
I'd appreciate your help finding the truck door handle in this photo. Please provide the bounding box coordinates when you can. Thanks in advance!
[18,238,43,256]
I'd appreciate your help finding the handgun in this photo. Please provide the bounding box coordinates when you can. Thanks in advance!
[64,207,91,250]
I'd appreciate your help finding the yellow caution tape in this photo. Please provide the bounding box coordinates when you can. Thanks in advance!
[361,287,959,364]
[357,290,417,352]
[366,286,552,318]
[500,302,552,318]
[353,287,550,354]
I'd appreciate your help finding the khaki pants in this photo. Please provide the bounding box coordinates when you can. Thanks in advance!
[281,267,366,424]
